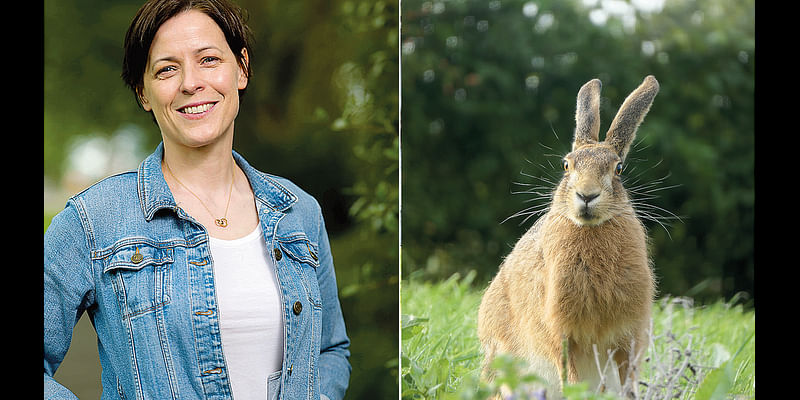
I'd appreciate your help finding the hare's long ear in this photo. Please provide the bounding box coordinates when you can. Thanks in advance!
[604,75,659,161]
[572,78,602,151]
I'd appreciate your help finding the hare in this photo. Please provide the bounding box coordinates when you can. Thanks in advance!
[477,76,659,398]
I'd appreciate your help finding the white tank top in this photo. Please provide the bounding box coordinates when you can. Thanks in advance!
[209,224,284,399]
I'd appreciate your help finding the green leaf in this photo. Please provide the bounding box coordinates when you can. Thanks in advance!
[695,330,754,400]
[694,361,734,400]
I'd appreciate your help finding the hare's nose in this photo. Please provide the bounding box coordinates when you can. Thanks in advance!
[576,192,599,205]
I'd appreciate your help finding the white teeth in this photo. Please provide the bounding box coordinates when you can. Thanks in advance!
[181,103,213,114]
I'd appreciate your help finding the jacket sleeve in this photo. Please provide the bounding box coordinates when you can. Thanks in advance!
[314,206,351,400]
[44,201,95,400]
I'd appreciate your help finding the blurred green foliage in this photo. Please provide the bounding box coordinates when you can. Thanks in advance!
[44,0,397,398]
[401,0,754,304]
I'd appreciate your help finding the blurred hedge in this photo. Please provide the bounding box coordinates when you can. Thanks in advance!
[400,0,754,304]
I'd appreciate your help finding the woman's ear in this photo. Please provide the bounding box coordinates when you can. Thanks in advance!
[137,87,152,112]
[237,48,249,90]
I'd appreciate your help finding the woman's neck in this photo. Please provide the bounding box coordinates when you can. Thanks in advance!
[160,137,259,239]
[161,137,237,191]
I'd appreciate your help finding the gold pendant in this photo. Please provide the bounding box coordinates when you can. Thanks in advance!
[215,218,228,228]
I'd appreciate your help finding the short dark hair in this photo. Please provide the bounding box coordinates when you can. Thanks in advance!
[121,0,254,106]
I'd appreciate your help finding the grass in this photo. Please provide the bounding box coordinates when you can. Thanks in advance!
[401,272,755,400]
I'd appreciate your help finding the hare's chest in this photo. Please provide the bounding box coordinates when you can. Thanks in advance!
[547,242,643,317]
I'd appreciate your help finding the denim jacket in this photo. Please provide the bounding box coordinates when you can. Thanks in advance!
[44,143,351,400]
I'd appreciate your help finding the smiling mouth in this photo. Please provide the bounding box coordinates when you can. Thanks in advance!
[178,102,216,115]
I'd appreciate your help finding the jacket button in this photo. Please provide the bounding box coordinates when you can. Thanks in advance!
[274,248,282,261]
[293,301,303,315]
[131,247,143,264]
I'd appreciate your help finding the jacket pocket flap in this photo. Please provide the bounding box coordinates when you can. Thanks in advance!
[277,236,320,268]
[103,243,174,273]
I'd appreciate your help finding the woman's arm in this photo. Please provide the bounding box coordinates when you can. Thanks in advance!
[44,202,95,400]
[315,209,351,400]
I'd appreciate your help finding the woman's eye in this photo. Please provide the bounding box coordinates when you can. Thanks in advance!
[156,66,176,77]
[201,56,220,65]
[615,162,623,175]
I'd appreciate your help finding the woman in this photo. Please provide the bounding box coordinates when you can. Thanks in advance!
[43,1,351,399]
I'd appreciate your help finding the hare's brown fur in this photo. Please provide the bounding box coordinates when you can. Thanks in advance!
[478,76,659,396]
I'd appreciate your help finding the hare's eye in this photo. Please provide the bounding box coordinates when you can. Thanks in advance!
[615,162,623,175]
[563,160,569,171]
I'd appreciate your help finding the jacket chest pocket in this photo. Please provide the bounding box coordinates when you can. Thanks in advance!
[102,242,174,320]
[276,236,322,308]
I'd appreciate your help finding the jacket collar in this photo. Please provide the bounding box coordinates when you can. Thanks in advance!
[138,142,297,221]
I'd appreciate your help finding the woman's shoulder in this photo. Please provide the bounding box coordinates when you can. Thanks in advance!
[48,170,141,245]
[62,170,143,226]
[68,170,139,204]
[255,171,321,213]
[234,152,321,212]
[266,173,316,202]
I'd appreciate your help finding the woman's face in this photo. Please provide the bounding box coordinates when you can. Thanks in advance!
[139,10,248,150]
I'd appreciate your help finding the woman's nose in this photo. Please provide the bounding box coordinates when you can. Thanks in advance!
[180,65,203,94]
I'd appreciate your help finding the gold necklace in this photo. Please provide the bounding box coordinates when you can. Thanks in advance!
[163,160,234,228]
